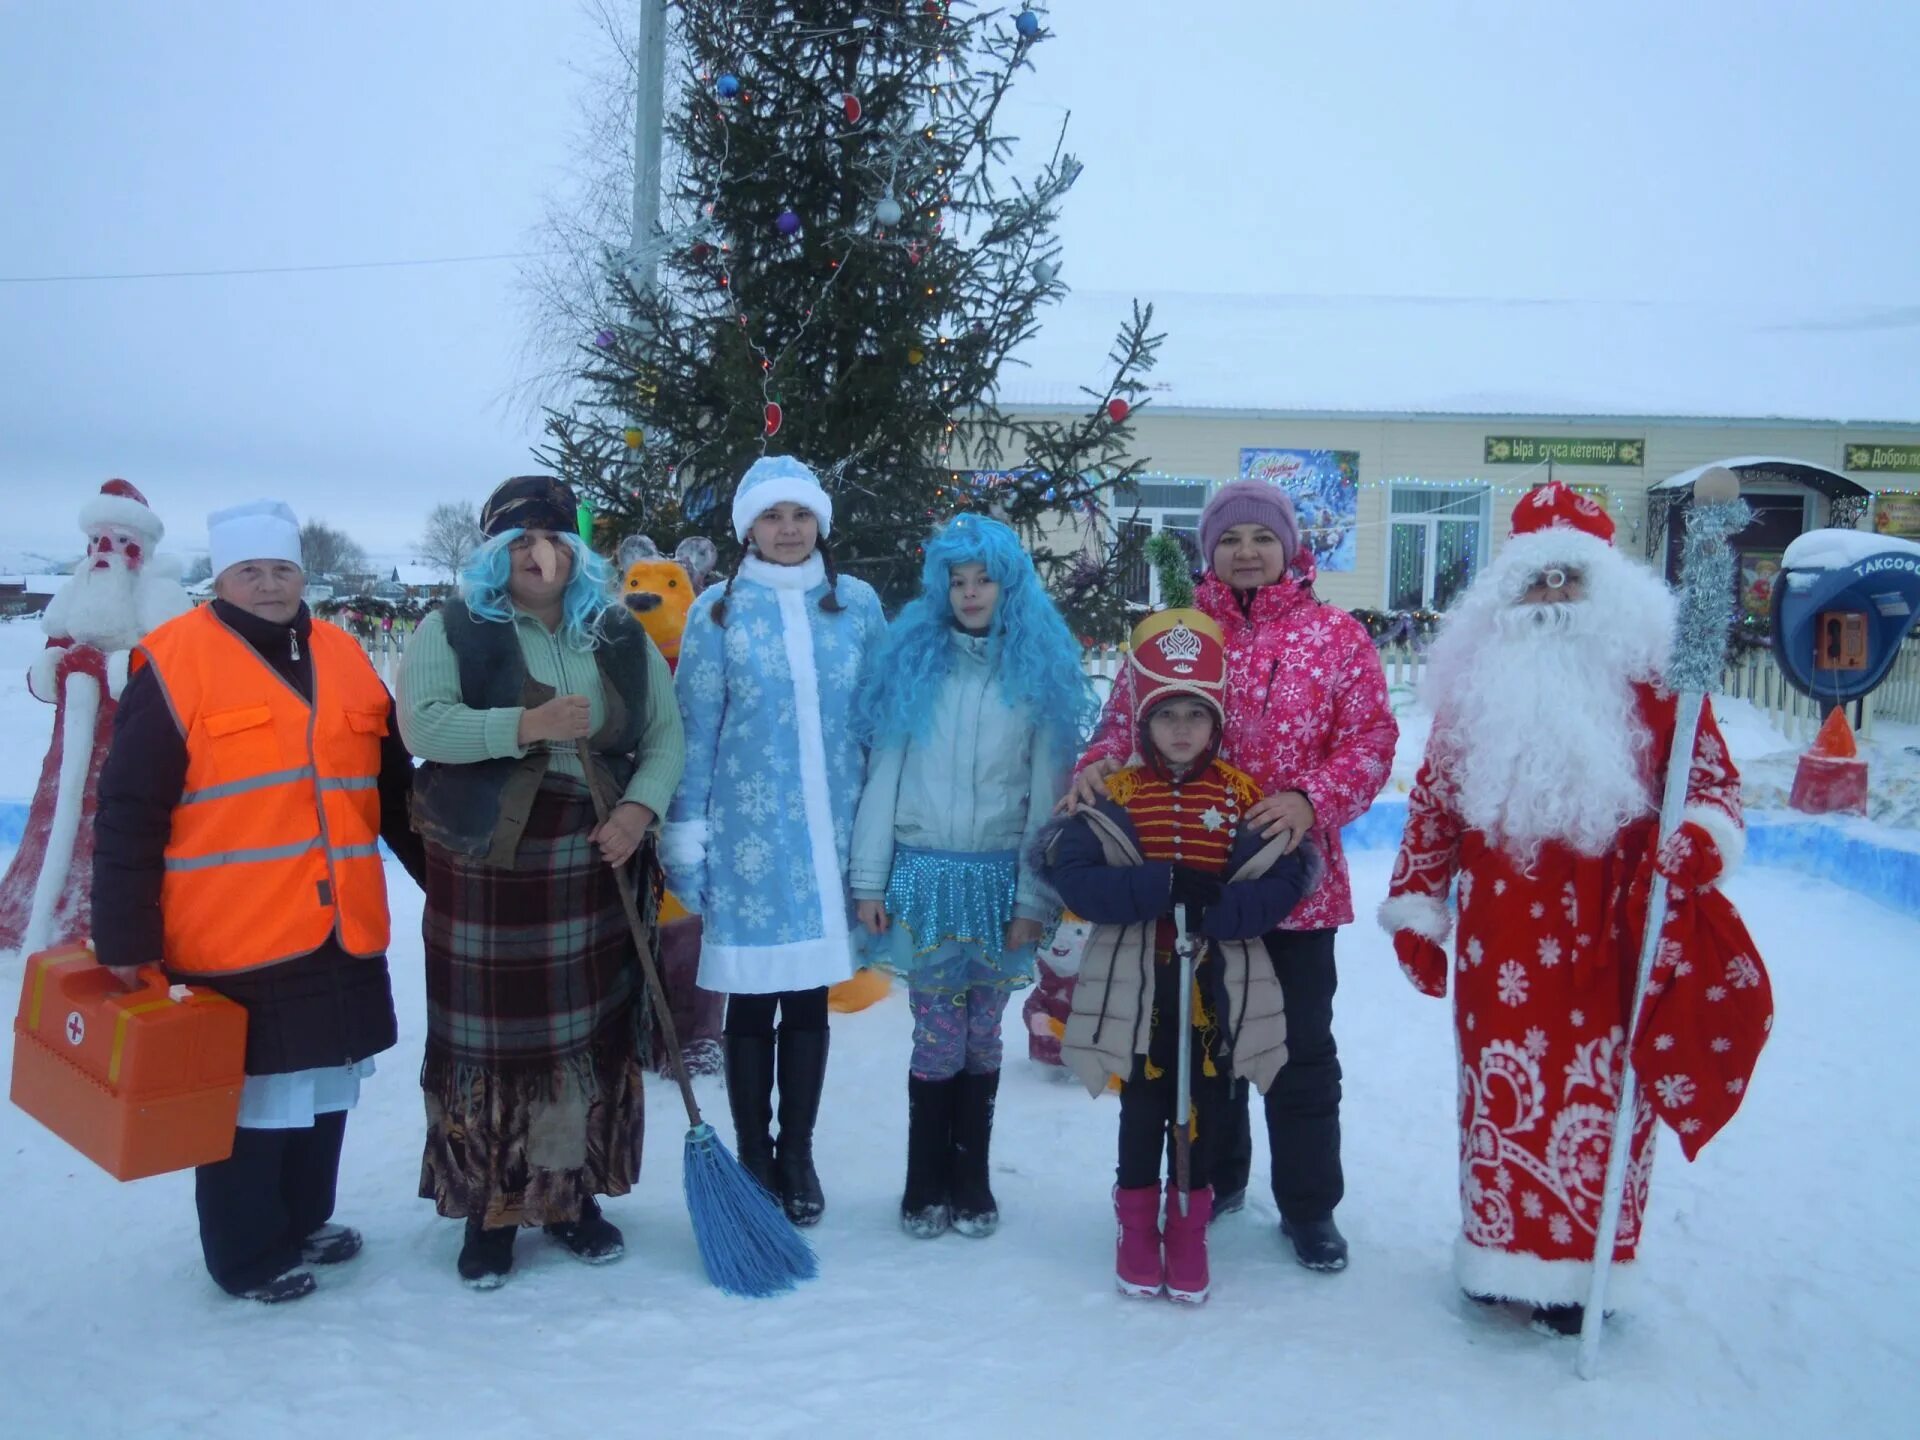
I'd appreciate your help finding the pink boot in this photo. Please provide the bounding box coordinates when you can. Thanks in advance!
[1113,1185,1164,1298]
[1162,1184,1213,1304]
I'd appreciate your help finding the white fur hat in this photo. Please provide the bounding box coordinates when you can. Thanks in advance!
[730,455,832,543]
[80,478,164,543]
[209,499,303,580]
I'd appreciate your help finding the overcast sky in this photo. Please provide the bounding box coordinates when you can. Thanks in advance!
[4,0,1916,564]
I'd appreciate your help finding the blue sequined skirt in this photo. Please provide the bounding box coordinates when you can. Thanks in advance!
[874,846,1034,991]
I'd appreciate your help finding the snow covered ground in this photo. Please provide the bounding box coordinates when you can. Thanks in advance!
[2,615,1918,1437]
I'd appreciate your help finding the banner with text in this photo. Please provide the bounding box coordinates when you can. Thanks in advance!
[1484,436,1645,467]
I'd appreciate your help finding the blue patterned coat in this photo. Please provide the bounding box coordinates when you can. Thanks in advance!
[664,552,886,993]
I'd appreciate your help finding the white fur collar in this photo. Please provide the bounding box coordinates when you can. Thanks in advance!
[739,551,826,592]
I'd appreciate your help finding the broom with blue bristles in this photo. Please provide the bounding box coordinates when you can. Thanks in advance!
[575,737,818,1298]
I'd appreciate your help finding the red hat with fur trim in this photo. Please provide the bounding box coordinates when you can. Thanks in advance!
[79,478,164,543]
[1510,481,1613,546]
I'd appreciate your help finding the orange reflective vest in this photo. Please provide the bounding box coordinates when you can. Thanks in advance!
[134,606,393,974]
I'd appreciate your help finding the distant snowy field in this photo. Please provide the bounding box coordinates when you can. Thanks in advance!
[1,616,1917,1438]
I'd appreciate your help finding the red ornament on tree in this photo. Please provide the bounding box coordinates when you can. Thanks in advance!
[764,402,783,437]
[1107,398,1132,423]
[843,93,862,124]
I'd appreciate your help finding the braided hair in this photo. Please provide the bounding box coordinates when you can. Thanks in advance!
[710,534,843,628]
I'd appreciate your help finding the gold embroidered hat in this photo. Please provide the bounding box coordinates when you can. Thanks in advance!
[1127,608,1227,726]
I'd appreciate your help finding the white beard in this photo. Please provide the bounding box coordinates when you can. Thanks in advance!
[42,557,190,651]
[1430,600,1655,862]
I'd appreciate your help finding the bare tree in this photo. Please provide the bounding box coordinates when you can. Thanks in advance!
[298,519,367,580]
[179,554,212,584]
[419,500,483,581]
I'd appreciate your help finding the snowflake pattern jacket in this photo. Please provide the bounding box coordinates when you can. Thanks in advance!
[1076,556,1397,930]
[663,553,886,994]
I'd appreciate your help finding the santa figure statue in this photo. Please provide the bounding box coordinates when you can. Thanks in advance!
[1380,481,1772,1339]
[0,480,189,954]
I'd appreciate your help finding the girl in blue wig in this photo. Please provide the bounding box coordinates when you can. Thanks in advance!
[850,513,1096,1240]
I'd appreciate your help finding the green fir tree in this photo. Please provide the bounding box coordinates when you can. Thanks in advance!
[540,0,1161,637]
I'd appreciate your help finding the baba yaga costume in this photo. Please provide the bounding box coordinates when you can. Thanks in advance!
[850,515,1094,1238]
[1380,482,1772,1337]
[398,476,684,1288]
[664,457,886,1226]
[1038,609,1317,1303]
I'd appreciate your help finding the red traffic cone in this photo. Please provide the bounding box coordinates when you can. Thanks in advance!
[1790,708,1868,816]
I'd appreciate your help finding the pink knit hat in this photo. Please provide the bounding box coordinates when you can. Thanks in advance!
[1199,480,1302,569]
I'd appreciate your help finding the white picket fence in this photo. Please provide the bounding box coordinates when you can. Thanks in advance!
[1373,639,1920,745]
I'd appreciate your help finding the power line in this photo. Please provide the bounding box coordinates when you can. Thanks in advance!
[0,250,564,284]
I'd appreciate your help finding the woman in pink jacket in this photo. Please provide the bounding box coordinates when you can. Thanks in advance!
[1067,481,1397,1272]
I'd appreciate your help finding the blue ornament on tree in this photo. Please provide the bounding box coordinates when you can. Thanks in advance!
[1015,10,1041,39]
[776,209,801,236]
[716,73,741,100]
[594,329,615,348]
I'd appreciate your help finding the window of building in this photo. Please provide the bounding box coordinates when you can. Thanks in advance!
[1113,478,1212,607]
[1386,484,1490,611]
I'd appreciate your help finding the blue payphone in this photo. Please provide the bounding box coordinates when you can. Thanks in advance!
[1770,530,1920,705]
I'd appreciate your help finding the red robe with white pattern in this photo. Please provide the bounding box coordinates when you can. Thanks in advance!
[1385,685,1771,1306]
[1078,555,1398,930]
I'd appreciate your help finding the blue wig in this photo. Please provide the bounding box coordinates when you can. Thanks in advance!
[858,514,1097,754]
[460,528,616,652]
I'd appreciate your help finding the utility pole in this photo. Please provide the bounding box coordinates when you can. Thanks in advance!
[629,0,670,292]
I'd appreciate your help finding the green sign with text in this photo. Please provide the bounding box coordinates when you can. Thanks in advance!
[1845,443,1920,474]
[1484,436,1645,467]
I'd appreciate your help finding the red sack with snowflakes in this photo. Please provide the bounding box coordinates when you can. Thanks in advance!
[1621,866,1774,1160]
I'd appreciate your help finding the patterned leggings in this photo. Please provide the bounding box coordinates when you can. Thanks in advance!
[909,986,1013,1080]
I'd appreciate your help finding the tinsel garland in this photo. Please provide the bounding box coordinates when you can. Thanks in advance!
[1669,499,1752,693]
[1145,531,1196,610]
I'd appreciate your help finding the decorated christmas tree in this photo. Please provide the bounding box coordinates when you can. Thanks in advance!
[540,0,1160,634]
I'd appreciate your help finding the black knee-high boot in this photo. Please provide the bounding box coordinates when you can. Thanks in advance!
[948,1069,1000,1238]
[723,1033,779,1194]
[901,1075,955,1238]
[774,1026,829,1226]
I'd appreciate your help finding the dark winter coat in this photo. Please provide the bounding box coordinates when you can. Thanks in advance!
[92,599,425,1076]
[1037,797,1318,1097]
[407,597,650,865]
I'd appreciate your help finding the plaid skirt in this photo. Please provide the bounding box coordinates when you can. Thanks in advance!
[419,773,651,1226]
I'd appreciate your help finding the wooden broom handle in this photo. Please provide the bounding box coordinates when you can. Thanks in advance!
[574,736,704,1127]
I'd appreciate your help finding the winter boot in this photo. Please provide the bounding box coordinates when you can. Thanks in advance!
[724,1033,779,1196]
[456,1218,516,1290]
[1113,1185,1165,1298]
[901,1075,955,1238]
[543,1195,626,1264]
[1162,1183,1214,1304]
[775,1026,830,1227]
[238,1265,317,1304]
[1280,1214,1349,1272]
[1531,1302,1586,1338]
[948,1069,1000,1238]
[297,1223,363,1267]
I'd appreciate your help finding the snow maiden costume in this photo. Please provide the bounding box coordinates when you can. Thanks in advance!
[850,514,1094,1238]
[1380,482,1773,1337]
[665,456,885,1226]
[1038,608,1317,1303]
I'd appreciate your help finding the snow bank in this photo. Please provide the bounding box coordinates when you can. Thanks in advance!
[1783,528,1920,572]
[1,853,1915,1439]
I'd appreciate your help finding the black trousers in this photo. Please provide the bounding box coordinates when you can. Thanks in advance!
[194,1109,346,1294]
[724,987,829,1037]
[1117,1052,1231,1191]
[1212,928,1344,1222]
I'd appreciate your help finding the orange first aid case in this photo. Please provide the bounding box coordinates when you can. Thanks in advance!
[10,945,248,1181]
